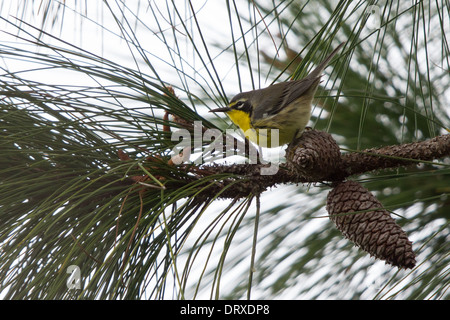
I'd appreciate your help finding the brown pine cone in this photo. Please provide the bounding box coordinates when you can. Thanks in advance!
[326,180,416,269]
[286,129,341,181]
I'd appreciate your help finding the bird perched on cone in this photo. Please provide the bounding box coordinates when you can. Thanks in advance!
[210,43,344,148]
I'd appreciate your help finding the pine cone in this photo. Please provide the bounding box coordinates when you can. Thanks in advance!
[326,180,416,269]
[286,129,341,181]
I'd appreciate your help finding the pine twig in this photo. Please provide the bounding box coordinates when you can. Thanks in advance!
[192,131,450,199]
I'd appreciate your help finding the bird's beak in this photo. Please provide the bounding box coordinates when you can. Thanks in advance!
[209,107,231,113]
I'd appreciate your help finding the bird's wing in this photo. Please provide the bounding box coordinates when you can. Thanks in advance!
[278,77,321,110]
[280,43,344,107]
[252,43,344,120]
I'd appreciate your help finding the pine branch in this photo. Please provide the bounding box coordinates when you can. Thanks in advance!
[191,130,450,199]
[338,135,450,177]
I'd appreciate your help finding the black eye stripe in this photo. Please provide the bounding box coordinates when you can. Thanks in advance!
[231,100,251,112]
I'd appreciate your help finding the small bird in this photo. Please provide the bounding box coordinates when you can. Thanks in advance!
[210,43,344,148]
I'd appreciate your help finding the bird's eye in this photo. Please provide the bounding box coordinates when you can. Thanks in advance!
[234,101,244,109]
[230,100,251,113]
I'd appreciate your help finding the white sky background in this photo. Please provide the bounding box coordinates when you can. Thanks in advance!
[0,0,448,299]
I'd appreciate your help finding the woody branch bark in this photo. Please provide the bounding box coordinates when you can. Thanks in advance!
[197,130,450,199]
[338,134,450,177]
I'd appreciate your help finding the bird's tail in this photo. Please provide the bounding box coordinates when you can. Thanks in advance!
[306,42,345,80]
